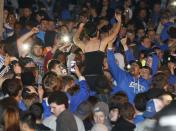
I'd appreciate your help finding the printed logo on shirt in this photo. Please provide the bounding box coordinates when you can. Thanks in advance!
[129,81,145,93]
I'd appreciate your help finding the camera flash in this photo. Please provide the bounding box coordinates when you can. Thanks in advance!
[62,35,70,43]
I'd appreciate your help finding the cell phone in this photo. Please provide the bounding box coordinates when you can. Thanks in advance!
[70,61,76,72]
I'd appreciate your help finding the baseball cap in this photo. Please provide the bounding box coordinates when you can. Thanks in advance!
[129,60,142,68]
[93,102,109,117]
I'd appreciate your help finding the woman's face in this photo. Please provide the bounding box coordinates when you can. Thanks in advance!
[13,63,22,74]
[109,108,119,122]
[94,111,106,124]
[146,56,153,68]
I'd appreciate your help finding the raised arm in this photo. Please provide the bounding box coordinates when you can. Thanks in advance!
[73,23,85,52]
[100,13,122,52]
[17,27,39,57]
[121,37,135,63]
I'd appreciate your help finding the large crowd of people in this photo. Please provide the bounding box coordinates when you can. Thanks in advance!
[0,0,176,131]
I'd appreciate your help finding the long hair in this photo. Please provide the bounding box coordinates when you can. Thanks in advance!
[4,107,20,131]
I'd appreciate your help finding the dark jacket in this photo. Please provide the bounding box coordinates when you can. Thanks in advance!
[56,110,78,131]
[112,117,136,131]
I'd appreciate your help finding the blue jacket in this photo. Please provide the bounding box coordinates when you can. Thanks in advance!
[42,98,51,118]
[42,79,89,118]
[134,114,145,124]
[151,54,159,76]
[67,80,89,112]
[160,22,174,42]
[107,50,149,103]
[168,74,176,86]
[18,100,27,111]
[125,49,135,63]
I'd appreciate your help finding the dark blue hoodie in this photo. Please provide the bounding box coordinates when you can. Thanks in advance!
[168,74,176,86]
[160,22,174,42]
[107,49,150,103]
[150,53,159,76]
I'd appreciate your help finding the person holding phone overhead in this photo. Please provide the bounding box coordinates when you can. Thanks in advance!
[73,13,122,90]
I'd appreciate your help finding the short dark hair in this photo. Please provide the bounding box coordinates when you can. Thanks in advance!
[29,103,43,120]
[94,75,112,94]
[2,79,11,96]
[53,49,65,60]
[110,92,129,108]
[84,21,98,38]
[19,57,35,68]
[48,91,69,109]
[151,72,168,89]
[44,31,57,47]
[134,92,147,112]
[47,59,60,71]
[5,78,22,97]
[141,35,150,42]
[142,66,152,75]
[120,102,135,120]
[20,113,36,130]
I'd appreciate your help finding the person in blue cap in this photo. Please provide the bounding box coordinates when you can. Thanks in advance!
[107,40,150,103]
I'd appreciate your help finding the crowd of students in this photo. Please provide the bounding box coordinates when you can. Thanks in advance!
[0,0,176,131]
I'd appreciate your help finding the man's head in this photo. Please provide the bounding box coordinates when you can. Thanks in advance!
[160,12,170,25]
[48,59,62,76]
[141,36,152,49]
[42,71,63,93]
[129,60,142,77]
[40,18,48,31]
[48,91,68,116]
[23,7,32,18]
[140,66,152,80]
[153,2,161,13]
[31,38,44,57]
[147,29,156,41]
[5,78,23,102]
[136,27,145,40]
[151,72,169,91]
[120,102,135,121]
[93,102,109,124]
[134,92,147,112]
[84,21,99,38]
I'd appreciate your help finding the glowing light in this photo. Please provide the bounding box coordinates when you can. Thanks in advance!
[62,35,70,43]
[127,64,131,69]
[22,43,30,51]
[171,1,176,6]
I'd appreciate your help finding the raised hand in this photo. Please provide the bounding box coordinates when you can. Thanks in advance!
[121,36,128,46]
[4,54,10,66]
[74,64,82,77]
[79,23,85,28]
[31,27,39,34]
[115,13,122,23]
